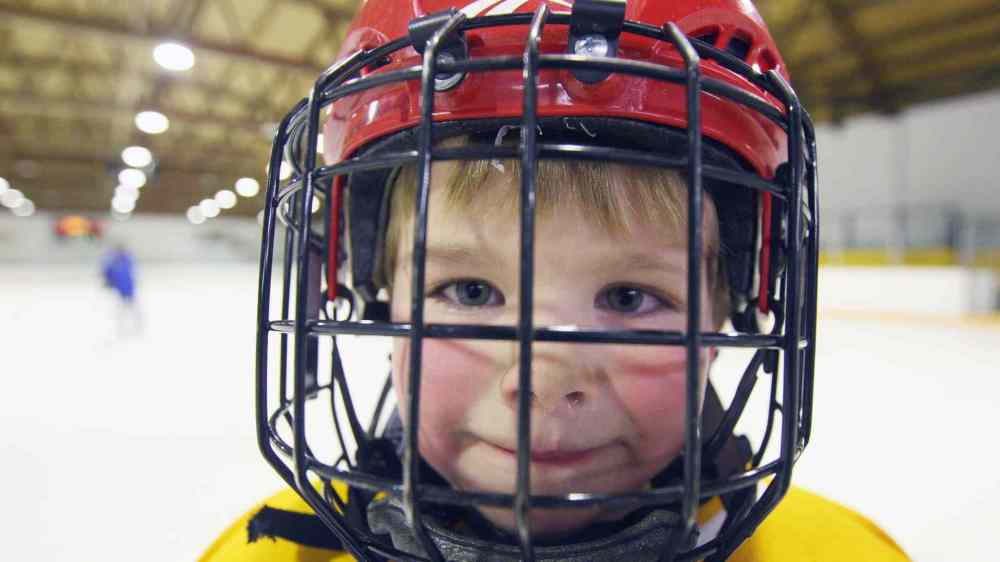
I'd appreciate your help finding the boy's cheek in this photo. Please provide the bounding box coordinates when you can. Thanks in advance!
[606,345,710,431]
[392,338,502,418]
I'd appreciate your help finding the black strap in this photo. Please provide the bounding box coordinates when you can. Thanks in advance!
[247,505,343,551]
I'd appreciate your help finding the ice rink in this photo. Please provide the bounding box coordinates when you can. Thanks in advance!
[2,262,997,561]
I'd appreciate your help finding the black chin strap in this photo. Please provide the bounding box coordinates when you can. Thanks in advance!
[652,383,756,517]
[248,505,345,551]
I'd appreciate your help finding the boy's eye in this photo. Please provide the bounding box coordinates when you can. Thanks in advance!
[434,280,504,307]
[598,285,671,315]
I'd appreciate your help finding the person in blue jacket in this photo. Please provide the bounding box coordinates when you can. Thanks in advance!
[101,244,141,338]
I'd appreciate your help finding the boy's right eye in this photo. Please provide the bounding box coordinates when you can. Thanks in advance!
[431,280,504,307]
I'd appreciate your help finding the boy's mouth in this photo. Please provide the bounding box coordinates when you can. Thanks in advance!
[489,443,601,466]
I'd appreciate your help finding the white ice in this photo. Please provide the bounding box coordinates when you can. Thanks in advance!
[1,263,997,561]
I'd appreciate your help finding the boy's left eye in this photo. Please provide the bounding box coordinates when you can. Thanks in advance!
[597,285,672,315]
[432,279,504,307]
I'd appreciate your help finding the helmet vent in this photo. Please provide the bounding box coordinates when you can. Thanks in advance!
[692,31,719,47]
[725,35,752,61]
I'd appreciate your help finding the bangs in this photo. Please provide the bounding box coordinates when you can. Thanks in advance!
[381,137,728,326]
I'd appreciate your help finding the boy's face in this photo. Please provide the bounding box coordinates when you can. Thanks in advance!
[389,162,717,538]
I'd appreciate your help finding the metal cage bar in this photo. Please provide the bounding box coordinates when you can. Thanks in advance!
[403,9,470,562]
[512,6,550,561]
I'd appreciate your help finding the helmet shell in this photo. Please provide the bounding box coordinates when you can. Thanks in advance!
[323,0,790,177]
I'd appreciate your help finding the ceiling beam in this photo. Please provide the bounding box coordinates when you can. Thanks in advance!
[0,150,265,178]
[0,90,271,135]
[0,3,326,73]
[795,3,1000,74]
[144,0,210,116]
[795,27,1000,110]
[819,0,896,113]
[289,0,357,25]
[0,53,271,110]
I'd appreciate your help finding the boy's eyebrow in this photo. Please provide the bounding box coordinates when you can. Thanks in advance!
[398,245,705,273]
[398,243,498,269]
[604,252,686,275]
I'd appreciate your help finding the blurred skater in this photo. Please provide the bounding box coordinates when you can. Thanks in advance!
[100,244,142,339]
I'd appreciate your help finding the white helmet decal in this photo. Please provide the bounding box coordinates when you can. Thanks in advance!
[460,0,573,18]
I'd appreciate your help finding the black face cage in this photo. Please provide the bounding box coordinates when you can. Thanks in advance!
[256,5,818,562]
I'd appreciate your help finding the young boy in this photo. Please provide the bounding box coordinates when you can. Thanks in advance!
[201,1,911,560]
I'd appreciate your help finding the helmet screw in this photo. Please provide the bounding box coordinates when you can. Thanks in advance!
[434,52,464,91]
[574,34,610,57]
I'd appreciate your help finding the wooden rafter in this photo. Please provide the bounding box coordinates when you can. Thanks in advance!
[0,3,327,73]
[819,0,896,113]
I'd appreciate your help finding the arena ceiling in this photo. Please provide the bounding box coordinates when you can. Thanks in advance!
[1,0,998,217]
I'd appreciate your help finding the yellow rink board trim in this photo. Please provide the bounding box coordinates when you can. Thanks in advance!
[820,248,1000,269]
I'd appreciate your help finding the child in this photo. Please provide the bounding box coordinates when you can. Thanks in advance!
[201,1,911,560]
[100,243,141,340]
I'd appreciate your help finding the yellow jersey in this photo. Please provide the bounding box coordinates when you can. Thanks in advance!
[199,485,910,562]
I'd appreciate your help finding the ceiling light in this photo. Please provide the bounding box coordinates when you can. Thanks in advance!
[199,198,220,218]
[12,199,35,217]
[112,195,136,214]
[187,206,205,224]
[119,168,147,189]
[235,177,260,197]
[153,42,195,71]
[0,177,9,195]
[214,189,237,209]
[115,184,139,200]
[122,146,153,168]
[279,161,293,181]
[316,134,324,154]
[135,111,170,134]
[311,197,322,214]
[1,188,24,208]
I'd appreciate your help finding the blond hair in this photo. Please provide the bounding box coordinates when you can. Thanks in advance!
[381,139,730,328]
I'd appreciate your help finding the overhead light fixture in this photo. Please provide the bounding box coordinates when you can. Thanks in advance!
[312,197,322,214]
[12,199,35,217]
[1,188,24,208]
[214,189,237,210]
[153,42,195,72]
[0,177,9,195]
[135,111,170,134]
[118,168,147,189]
[199,198,220,218]
[111,194,137,214]
[122,146,154,168]
[115,184,140,200]
[186,206,205,224]
[235,177,260,197]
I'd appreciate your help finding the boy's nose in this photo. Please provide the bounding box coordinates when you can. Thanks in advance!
[499,345,599,416]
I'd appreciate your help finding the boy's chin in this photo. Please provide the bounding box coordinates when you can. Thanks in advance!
[476,504,616,543]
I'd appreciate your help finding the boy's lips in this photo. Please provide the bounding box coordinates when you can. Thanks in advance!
[489,442,604,466]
